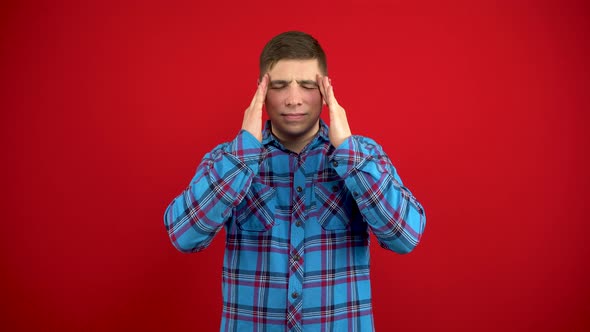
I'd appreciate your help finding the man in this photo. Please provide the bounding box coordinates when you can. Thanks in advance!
[164,31,426,331]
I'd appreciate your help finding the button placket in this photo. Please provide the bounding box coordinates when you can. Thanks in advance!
[287,166,306,328]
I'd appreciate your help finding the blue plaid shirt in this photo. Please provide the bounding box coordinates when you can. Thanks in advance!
[164,120,426,331]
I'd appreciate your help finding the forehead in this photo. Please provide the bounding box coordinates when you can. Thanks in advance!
[267,59,321,79]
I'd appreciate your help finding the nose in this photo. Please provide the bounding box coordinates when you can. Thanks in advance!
[285,84,303,107]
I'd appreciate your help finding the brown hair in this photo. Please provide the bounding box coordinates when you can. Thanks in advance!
[259,31,327,80]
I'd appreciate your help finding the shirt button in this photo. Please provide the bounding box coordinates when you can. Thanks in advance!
[332,185,339,192]
[293,254,300,261]
[291,292,299,299]
[296,186,302,193]
[295,221,302,227]
[332,161,338,167]
[353,192,359,197]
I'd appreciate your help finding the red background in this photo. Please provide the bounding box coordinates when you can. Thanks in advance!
[1,1,589,331]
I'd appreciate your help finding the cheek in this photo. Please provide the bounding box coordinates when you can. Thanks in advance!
[265,92,282,109]
[305,90,322,105]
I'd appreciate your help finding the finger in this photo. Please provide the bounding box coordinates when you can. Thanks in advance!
[323,76,333,106]
[253,74,268,108]
[327,84,338,107]
[317,74,329,104]
[248,80,261,110]
[248,90,258,110]
[247,74,267,110]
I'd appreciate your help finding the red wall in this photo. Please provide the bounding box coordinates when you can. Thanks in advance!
[1,1,588,331]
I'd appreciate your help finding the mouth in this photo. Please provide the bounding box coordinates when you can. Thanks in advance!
[282,113,306,121]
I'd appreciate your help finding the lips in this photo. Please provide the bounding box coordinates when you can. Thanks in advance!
[282,113,306,121]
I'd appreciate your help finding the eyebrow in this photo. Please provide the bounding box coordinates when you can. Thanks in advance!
[269,80,291,85]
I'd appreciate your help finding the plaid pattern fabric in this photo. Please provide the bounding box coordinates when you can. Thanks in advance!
[164,120,426,331]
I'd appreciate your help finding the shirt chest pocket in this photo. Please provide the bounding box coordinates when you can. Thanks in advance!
[313,179,355,230]
[235,179,276,232]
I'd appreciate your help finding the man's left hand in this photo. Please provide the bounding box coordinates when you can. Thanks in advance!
[317,74,352,148]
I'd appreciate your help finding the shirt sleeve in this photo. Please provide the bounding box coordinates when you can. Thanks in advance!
[163,130,265,253]
[330,135,426,254]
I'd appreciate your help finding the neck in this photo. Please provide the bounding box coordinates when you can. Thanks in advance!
[272,123,320,154]
[281,136,314,154]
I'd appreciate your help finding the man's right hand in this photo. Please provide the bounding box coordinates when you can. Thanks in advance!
[241,73,269,142]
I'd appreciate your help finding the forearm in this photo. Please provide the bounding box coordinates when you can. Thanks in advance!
[332,136,426,254]
[164,130,265,253]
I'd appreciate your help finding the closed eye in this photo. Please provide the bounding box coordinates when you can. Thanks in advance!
[298,80,319,90]
[268,80,318,90]
[269,80,289,89]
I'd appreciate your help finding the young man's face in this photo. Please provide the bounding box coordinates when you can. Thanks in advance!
[265,59,323,145]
